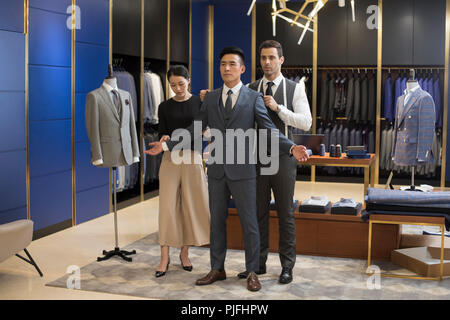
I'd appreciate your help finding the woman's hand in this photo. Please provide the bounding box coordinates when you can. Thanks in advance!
[160,135,170,143]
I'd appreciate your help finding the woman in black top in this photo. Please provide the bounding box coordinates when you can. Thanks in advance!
[146,65,210,277]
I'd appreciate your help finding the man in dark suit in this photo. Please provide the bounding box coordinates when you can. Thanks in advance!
[147,46,309,292]
[241,40,312,285]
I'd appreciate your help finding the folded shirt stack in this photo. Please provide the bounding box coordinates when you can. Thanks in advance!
[330,198,362,215]
[346,149,370,159]
[299,196,331,213]
[363,188,450,230]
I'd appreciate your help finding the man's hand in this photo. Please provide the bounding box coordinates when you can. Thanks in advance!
[144,141,163,156]
[200,89,210,102]
[292,145,309,163]
[160,135,170,143]
[263,95,279,112]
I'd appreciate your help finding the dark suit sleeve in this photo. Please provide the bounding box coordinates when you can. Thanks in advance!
[166,95,209,152]
[254,93,294,155]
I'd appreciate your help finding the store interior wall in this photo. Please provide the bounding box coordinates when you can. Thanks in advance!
[1,0,449,238]
[0,1,27,225]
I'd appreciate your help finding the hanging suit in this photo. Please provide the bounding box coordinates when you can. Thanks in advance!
[368,75,376,124]
[384,76,393,122]
[346,76,354,121]
[360,75,368,122]
[392,87,436,166]
[353,75,361,122]
[328,76,336,121]
[434,77,442,128]
[320,75,329,120]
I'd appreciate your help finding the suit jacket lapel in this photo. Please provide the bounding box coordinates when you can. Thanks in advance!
[398,89,420,127]
[227,85,247,126]
[215,89,226,126]
[118,90,126,125]
[99,87,120,122]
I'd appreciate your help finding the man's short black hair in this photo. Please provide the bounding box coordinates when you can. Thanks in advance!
[219,46,245,65]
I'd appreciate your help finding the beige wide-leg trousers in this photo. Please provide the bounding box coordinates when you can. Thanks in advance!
[158,150,210,247]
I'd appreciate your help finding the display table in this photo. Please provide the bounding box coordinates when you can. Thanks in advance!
[299,153,376,196]
[227,205,400,260]
[367,213,446,280]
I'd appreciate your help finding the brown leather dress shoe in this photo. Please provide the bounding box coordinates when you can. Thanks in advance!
[195,269,226,286]
[247,272,261,292]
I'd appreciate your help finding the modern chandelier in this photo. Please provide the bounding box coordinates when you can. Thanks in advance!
[247,0,356,45]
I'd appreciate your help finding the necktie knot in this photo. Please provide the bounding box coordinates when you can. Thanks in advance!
[227,89,233,96]
[266,82,274,96]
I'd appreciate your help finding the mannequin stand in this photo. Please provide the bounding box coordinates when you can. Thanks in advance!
[404,166,422,192]
[97,167,136,262]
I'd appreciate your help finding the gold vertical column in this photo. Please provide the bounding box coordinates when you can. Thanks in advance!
[251,5,256,83]
[109,0,113,213]
[25,0,30,220]
[189,0,192,80]
[442,0,450,188]
[311,15,318,183]
[71,0,77,226]
[208,5,214,90]
[374,0,382,187]
[140,0,145,202]
[166,0,171,99]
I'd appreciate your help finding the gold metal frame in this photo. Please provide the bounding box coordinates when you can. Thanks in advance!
[442,0,450,188]
[208,5,214,90]
[166,0,171,100]
[140,0,145,202]
[252,5,256,83]
[367,218,446,281]
[374,0,382,187]
[25,0,30,220]
[109,0,113,213]
[71,0,77,226]
[311,14,318,183]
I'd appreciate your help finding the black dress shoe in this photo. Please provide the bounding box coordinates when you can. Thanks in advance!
[180,254,193,272]
[155,259,170,278]
[279,267,293,284]
[237,265,266,279]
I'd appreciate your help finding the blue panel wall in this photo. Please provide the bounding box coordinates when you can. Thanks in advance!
[0,1,26,225]
[28,1,72,230]
[212,0,252,89]
[74,0,110,224]
[191,0,209,94]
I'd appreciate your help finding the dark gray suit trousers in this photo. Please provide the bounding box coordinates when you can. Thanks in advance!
[208,176,260,272]
[257,154,297,269]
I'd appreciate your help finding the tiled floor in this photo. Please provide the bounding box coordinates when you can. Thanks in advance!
[0,182,443,299]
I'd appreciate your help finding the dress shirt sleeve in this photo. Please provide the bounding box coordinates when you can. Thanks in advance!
[277,82,312,131]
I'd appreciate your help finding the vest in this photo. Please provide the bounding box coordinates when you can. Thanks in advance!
[248,77,296,140]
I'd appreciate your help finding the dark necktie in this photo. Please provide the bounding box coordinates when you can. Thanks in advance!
[112,90,121,118]
[224,89,233,120]
[266,81,274,96]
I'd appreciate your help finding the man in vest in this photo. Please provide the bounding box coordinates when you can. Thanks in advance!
[238,40,312,284]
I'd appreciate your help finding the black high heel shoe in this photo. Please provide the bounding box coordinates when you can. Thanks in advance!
[179,254,193,272]
[155,259,170,278]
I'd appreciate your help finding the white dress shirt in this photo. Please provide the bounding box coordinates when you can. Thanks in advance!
[222,81,243,108]
[94,81,139,166]
[403,82,420,107]
[260,74,312,131]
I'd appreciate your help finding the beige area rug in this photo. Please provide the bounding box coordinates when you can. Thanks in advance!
[46,232,450,300]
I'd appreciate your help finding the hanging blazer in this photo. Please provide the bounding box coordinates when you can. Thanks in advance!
[384,76,393,122]
[328,76,336,121]
[353,76,361,122]
[320,75,329,120]
[345,76,354,120]
[85,86,140,168]
[392,87,436,166]
[368,75,376,124]
[360,75,368,122]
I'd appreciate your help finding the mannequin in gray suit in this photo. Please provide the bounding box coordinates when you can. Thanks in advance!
[147,46,309,292]
[85,77,140,168]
